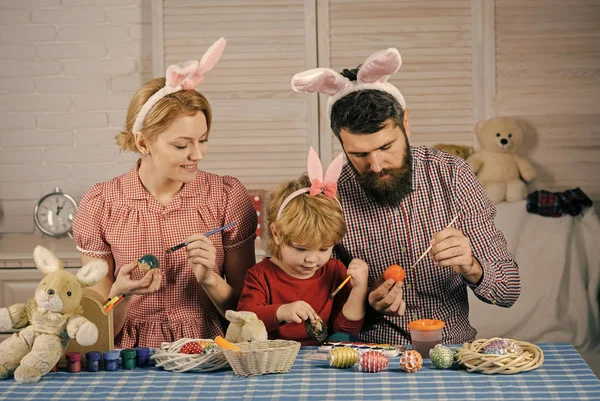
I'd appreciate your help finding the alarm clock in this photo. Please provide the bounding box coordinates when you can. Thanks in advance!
[33,187,78,237]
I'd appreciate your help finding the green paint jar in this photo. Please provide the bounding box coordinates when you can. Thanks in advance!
[120,348,137,370]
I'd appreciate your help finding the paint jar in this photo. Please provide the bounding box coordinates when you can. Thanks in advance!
[408,319,445,357]
[65,352,81,373]
[135,347,150,367]
[120,348,137,370]
[103,350,120,371]
[50,363,59,372]
[148,348,156,366]
[86,351,102,372]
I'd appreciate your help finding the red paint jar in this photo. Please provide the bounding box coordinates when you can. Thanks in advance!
[65,351,82,373]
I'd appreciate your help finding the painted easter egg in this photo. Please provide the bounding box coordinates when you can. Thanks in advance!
[180,342,203,354]
[305,316,328,343]
[482,339,523,356]
[384,264,405,282]
[197,340,213,349]
[201,343,221,354]
[328,347,358,369]
[359,351,389,373]
[400,349,423,373]
[138,254,160,274]
[429,344,454,369]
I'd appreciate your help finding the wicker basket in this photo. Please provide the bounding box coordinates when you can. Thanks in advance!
[150,338,230,373]
[222,340,301,377]
[455,338,544,374]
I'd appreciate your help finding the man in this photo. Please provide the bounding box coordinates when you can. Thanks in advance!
[291,48,520,345]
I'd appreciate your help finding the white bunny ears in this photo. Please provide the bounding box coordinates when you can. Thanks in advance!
[277,147,344,221]
[291,48,406,120]
[132,37,227,133]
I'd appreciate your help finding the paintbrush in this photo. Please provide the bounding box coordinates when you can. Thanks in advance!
[103,294,127,313]
[165,221,236,254]
[329,275,352,299]
[407,214,459,273]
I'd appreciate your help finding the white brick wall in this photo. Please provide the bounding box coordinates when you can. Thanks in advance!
[0,0,151,234]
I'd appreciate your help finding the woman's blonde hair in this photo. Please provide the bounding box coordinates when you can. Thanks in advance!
[267,174,346,257]
[115,77,212,152]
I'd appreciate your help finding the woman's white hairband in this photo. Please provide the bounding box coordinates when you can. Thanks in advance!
[277,147,344,221]
[290,48,406,121]
[132,37,226,134]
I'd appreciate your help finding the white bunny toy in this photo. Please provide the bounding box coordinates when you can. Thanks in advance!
[224,310,268,343]
[0,246,108,383]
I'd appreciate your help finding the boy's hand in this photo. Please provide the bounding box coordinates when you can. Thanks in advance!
[347,258,369,292]
[276,301,318,324]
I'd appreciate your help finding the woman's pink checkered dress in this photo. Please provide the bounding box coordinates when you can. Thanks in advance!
[73,163,257,348]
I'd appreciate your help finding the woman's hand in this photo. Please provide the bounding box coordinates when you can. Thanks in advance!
[109,261,161,298]
[185,234,217,286]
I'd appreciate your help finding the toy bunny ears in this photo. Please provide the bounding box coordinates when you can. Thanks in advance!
[132,37,226,133]
[277,147,344,220]
[291,47,406,119]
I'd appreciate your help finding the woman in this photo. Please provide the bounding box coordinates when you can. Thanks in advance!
[72,38,258,348]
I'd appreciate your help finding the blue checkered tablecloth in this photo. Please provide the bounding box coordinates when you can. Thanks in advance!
[1,344,599,401]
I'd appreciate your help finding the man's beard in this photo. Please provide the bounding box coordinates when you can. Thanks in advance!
[350,145,413,207]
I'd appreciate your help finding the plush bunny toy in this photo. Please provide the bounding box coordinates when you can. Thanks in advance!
[0,246,107,383]
[224,310,268,343]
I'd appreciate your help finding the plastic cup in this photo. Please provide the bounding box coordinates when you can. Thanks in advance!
[408,319,445,357]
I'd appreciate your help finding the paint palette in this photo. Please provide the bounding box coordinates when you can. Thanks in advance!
[317,342,404,358]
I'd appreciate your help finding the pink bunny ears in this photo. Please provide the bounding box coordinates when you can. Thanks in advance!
[277,147,344,221]
[132,37,227,134]
[291,48,406,120]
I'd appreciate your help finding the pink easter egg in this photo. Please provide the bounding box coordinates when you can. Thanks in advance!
[359,350,388,373]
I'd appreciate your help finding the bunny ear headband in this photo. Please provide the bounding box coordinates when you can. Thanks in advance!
[132,37,227,133]
[290,48,406,120]
[277,147,344,221]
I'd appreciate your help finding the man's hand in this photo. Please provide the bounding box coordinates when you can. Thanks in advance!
[430,227,482,283]
[368,277,405,316]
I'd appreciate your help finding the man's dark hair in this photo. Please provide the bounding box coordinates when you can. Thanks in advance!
[330,89,405,141]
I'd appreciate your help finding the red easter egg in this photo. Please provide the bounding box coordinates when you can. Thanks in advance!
[359,351,389,373]
[384,264,405,282]
[180,342,203,354]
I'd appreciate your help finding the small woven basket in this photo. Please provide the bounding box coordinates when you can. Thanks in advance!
[150,338,229,373]
[455,338,544,374]
[222,340,301,377]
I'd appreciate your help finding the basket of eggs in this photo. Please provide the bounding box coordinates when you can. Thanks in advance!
[150,338,229,373]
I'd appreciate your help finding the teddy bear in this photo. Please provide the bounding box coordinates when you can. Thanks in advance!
[224,310,268,343]
[467,117,536,204]
[432,144,473,160]
[0,246,107,383]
